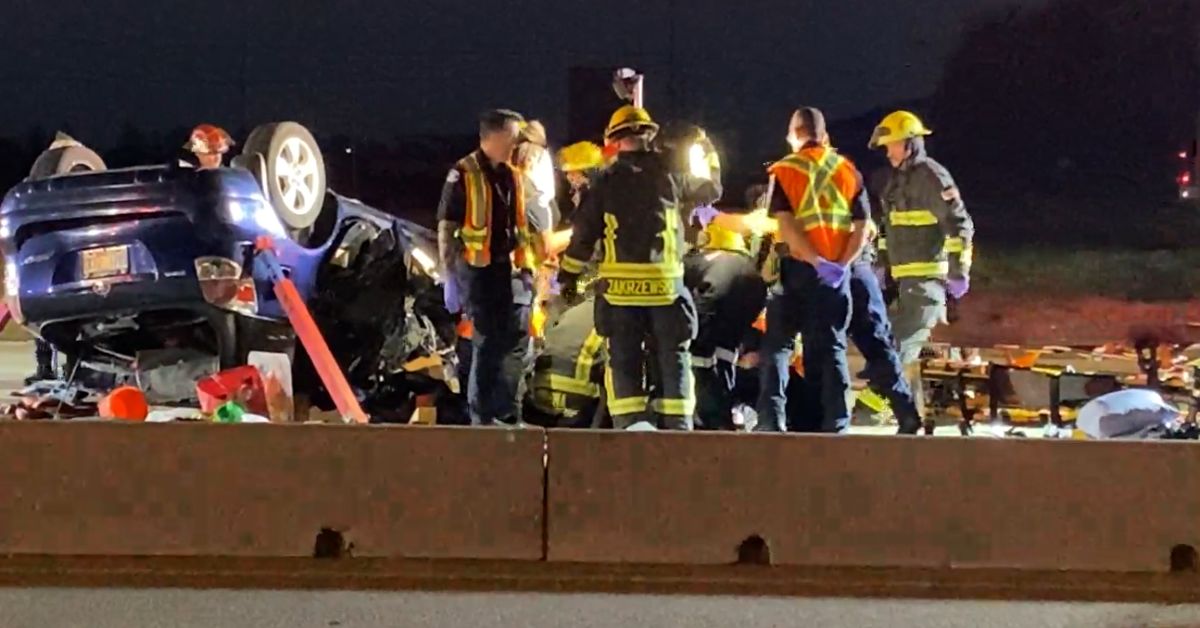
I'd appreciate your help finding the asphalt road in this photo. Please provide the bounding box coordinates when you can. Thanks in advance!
[0,340,34,394]
[1,589,1199,628]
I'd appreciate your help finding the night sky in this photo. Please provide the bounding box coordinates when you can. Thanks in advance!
[2,0,1044,155]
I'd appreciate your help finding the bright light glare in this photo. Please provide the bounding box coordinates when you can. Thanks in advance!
[227,201,286,237]
[688,143,711,180]
[254,207,287,237]
[530,150,556,209]
[0,219,9,240]
[743,207,778,235]
[411,246,439,280]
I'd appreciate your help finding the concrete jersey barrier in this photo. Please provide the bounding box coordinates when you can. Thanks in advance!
[0,422,545,559]
[545,430,1200,572]
[1,421,1199,575]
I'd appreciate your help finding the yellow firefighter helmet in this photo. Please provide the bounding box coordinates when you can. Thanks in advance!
[605,105,659,140]
[557,142,604,172]
[868,110,932,148]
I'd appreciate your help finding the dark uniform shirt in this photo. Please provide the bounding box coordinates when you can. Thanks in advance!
[437,149,529,259]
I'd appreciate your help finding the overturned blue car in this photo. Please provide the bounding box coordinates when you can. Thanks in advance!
[0,122,457,413]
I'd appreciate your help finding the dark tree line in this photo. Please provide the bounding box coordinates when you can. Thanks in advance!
[931,0,1200,201]
[2,0,1195,230]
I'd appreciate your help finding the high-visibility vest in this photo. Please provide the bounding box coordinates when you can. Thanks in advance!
[457,153,535,270]
[456,317,474,340]
[768,147,859,262]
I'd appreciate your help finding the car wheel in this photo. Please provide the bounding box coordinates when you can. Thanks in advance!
[28,145,106,179]
[242,122,328,232]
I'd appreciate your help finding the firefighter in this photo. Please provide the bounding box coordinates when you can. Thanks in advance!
[684,222,767,430]
[868,111,974,417]
[557,105,721,431]
[526,293,607,428]
[437,109,548,426]
[557,141,604,225]
[184,124,234,170]
[756,107,870,433]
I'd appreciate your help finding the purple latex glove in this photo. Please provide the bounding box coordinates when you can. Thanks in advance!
[443,278,462,314]
[815,258,849,288]
[547,274,562,297]
[690,204,719,228]
[947,277,970,299]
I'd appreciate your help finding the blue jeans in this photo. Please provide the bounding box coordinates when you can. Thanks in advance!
[756,259,852,433]
[462,262,532,425]
[848,262,921,430]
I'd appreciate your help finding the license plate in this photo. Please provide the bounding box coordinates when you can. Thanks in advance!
[82,246,130,279]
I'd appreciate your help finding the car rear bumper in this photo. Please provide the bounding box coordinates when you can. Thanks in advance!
[20,275,214,330]
[11,210,269,329]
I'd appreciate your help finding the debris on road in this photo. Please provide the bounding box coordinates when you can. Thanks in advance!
[1076,389,1181,439]
[98,386,149,421]
[196,366,269,417]
[0,380,100,420]
[145,408,205,423]
[248,351,294,423]
[134,349,219,405]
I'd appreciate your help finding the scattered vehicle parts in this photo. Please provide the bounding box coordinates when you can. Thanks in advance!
[1,122,455,416]
[134,348,219,404]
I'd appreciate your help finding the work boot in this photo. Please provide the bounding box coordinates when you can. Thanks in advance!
[896,417,922,435]
[26,340,55,385]
[23,366,55,386]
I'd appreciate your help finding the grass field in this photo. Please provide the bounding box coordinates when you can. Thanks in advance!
[972,247,1200,301]
[963,192,1200,300]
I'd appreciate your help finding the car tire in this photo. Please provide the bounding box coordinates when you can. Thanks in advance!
[242,122,328,232]
[28,145,106,179]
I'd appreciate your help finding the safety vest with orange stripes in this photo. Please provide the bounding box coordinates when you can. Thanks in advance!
[768,146,860,262]
[457,153,535,271]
